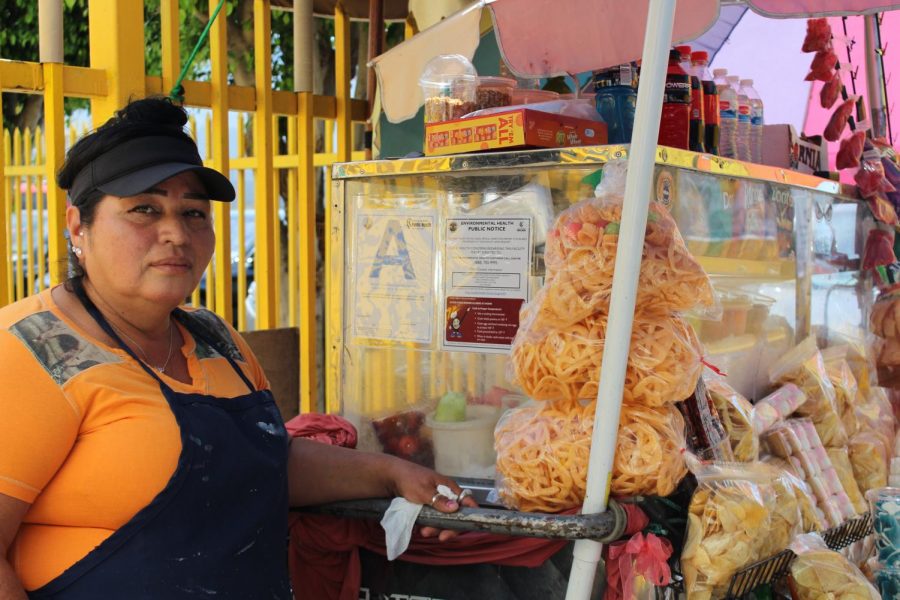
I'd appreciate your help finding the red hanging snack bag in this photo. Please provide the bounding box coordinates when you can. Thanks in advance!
[805,49,838,82]
[802,18,832,53]
[820,71,842,109]
[855,155,897,199]
[836,131,865,170]
[824,97,856,142]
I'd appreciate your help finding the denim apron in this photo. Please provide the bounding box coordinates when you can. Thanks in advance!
[29,280,291,599]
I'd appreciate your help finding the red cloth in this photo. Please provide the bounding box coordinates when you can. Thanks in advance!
[285,413,358,448]
[285,414,640,600]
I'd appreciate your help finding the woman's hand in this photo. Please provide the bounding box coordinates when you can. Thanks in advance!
[383,456,478,541]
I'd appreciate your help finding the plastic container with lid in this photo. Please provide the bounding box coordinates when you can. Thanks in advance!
[426,404,501,478]
[509,88,560,106]
[419,54,478,124]
[473,76,516,112]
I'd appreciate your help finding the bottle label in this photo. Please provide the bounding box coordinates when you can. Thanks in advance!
[719,100,732,111]
[691,88,704,121]
[738,104,751,123]
[664,74,691,104]
[751,116,764,126]
[659,104,690,150]
[703,89,719,126]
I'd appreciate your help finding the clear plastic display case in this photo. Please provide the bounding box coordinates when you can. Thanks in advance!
[328,145,867,479]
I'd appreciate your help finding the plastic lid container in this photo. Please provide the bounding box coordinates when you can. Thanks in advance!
[426,404,500,478]
[510,88,560,105]
[419,54,478,124]
[473,76,516,111]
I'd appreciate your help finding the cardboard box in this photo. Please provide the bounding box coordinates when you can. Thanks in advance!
[424,108,607,156]
[761,124,828,174]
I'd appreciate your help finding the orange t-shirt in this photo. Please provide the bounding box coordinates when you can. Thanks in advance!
[0,288,270,591]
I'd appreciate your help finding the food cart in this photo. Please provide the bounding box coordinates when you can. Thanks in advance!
[321,143,877,598]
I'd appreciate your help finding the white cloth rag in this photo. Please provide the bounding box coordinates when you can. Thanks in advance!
[380,484,459,561]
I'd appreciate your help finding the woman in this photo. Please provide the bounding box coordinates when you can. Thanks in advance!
[0,97,473,599]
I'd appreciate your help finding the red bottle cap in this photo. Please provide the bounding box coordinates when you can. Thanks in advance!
[675,45,692,59]
[691,50,709,63]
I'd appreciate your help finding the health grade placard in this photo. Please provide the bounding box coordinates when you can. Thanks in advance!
[443,217,532,353]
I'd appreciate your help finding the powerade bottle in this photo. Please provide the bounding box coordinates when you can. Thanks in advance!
[691,51,719,155]
[658,49,691,150]
[594,63,637,144]
[728,75,751,161]
[714,68,737,158]
[740,79,764,163]
[676,45,705,153]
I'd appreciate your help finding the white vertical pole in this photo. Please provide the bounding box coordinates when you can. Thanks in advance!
[38,0,64,64]
[564,0,678,598]
[864,14,887,139]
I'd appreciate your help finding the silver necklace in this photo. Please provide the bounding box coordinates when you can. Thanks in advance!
[110,318,176,373]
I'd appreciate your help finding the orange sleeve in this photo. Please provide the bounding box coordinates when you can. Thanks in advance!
[0,331,80,503]
[228,326,271,392]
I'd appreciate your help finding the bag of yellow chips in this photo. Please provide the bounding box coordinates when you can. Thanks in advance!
[788,533,880,600]
[759,465,804,558]
[848,431,889,494]
[822,347,861,438]
[706,378,759,462]
[681,460,775,600]
[769,336,848,448]
[825,446,867,515]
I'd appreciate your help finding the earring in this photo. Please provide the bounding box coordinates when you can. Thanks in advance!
[73,247,83,257]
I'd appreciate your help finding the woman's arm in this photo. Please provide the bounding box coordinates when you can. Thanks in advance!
[287,438,474,512]
[0,494,29,600]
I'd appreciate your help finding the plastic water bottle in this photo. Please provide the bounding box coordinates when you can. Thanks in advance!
[691,51,718,155]
[740,79,764,163]
[728,75,751,161]
[714,68,737,158]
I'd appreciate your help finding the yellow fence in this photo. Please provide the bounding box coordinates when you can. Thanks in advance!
[0,0,369,414]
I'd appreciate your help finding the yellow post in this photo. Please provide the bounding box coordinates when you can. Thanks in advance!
[253,0,277,329]
[287,116,298,329]
[24,132,34,297]
[12,129,23,301]
[88,0,146,123]
[209,0,233,323]
[43,62,68,286]
[35,128,46,292]
[334,5,352,164]
[160,0,180,95]
[297,92,317,413]
[0,76,7,306]
[236,116,248,331]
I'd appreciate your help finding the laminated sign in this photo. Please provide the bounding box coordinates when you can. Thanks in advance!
[353,211,436,344]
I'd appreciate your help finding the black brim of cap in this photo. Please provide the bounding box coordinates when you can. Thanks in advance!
[96,162,236,202]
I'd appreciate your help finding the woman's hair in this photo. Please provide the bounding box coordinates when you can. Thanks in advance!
[58,96,198,282]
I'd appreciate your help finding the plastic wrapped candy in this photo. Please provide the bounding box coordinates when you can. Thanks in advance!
[681,460,776,600]
[751,383,807,435]
[510,310,701,406]
[820,71,843,110]
[835,130,865,169]
[788,533,880,600]
[866,487,900,570]
[824,97,857,142]
[706,378,758,462]
[769,337,848,448]
[827,447,867,515]
[534,160,717,327]
[802,18,832,53]
[850,431,889,494]
[493,399,688,512]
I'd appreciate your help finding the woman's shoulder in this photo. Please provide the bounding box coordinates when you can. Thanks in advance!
[177,306,246,363]
[0,289,53,329]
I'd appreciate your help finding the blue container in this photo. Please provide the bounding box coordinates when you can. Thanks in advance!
[594,65,637,145]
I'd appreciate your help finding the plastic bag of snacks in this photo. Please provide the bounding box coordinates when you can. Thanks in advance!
[826,447,867,515]
[510,310,701,406]
[681,460,775,600]
[750,383,807,435]
[788,533,880,600]
[785,470,828,533]
[821,347,861,437]
[866,487,900,570]
[531,160,717,330]
[850,431,889,494]
[856,387,897,451]
[706,378,758,462]
[769,336,849,448]
[760,464,804,558]
[493,399,688,512]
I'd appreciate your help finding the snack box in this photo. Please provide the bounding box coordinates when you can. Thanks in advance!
[761,124,828,175]
[424,108,607,156]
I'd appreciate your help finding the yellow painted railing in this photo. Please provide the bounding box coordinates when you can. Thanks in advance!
[0,0,369,415]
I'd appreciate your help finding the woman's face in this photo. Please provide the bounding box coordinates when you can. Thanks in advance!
[69,171,215,310]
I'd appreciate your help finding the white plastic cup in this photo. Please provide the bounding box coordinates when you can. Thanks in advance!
[426,404,500,478]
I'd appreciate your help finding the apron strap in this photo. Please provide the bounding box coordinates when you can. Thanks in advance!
[72,278,255,393]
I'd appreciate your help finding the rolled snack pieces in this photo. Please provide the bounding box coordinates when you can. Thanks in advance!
[510,311,701,406]
[826,447,867,515]
[706,378,758,462]
[769,336,848,448]
[533,160,716,330]
[494,400,687,512]
[788,533,880,600]
[750,383,807,435]
[681,461,777,600]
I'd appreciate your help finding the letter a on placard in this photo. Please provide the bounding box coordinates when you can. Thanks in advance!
[370,219,416,280]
